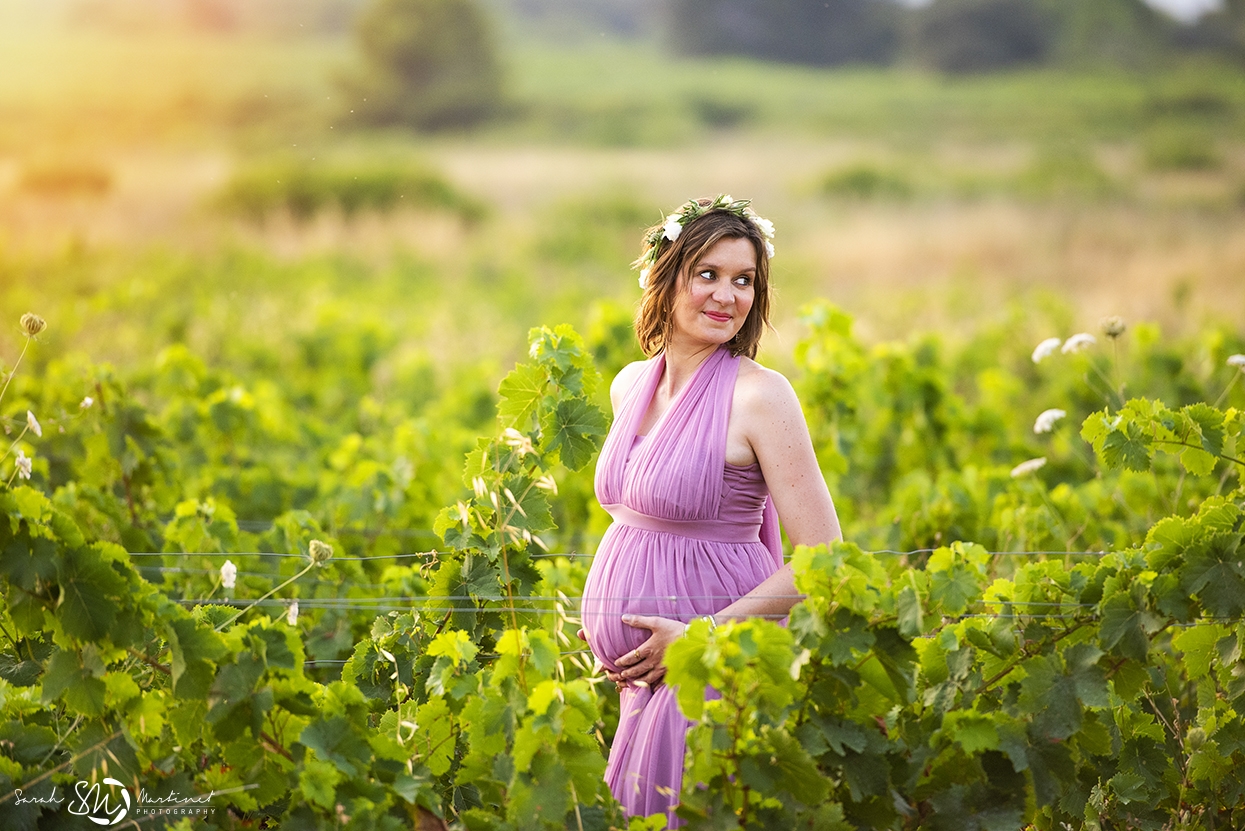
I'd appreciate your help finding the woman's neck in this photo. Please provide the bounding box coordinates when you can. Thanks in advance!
[659,340,720,399]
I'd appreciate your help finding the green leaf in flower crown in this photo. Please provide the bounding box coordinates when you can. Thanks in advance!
[498,362,547,430]
[540,397,606,471]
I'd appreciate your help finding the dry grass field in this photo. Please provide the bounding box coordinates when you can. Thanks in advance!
[1,17,1243,367]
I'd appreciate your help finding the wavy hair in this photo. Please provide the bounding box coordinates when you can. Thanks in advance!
[634,202,772,359]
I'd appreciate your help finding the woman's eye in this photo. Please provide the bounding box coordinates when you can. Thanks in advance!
[698,270,714,280]
[733,276,752,287]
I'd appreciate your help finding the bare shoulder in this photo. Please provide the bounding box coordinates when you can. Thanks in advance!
[734,358,803,421]
[609,359,650,412]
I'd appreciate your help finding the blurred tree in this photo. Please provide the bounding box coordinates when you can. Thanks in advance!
[668,0,900,67]
[911,0,1050,72]
[1172,0,1245,60]
[911,0,1178,73]
[1037,0,1173,67]
[343,0,502,130]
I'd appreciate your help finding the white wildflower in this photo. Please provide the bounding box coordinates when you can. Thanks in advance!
[662,214,683,242]
[220,559,237,589]
[309,539,333,565]
[286,599,299,626]
[80,396,94,409]
[1061,333,1096,354]
[25,411,41,438]
[1010,457,1047,478]
[502,427,535,457]
[1228,354,1245,368]
[1101,316,1126,339]
[638,268,650,290]
[1033,408,1067,434]
[1031,337,1061,364]
[14,450,32,480]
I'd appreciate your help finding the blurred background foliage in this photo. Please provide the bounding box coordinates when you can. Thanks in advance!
[0,0,1242,442]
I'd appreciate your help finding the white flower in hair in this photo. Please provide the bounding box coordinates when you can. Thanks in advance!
[752,215,775,239]
[662,214,683,242]
[764,240,775,259]
[1033,408,1066,434]
[1061,333,1096,354]
[220,559,237,589]
[638,268,650,290]
[1010,457,1047,478]
[1031,337,1061,363]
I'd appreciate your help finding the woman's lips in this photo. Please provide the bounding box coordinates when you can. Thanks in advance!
[704,311,731,322]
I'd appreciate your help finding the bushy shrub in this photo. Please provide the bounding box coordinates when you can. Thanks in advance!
[1143,128,1222,171]
[214,158,486,221]
[912,0,1051,73]
[18,160,112,198]
[343,0,502,130]
[668,0,900,67]
[819,163,915,200]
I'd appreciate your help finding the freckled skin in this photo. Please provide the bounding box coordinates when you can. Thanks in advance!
[591,236,842,687]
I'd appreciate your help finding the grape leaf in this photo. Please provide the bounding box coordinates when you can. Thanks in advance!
[497,363,546,429]
[540,397,606,471]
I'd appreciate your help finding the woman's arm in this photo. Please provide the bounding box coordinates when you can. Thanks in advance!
[714,364,840,624]
[611,364,839,686]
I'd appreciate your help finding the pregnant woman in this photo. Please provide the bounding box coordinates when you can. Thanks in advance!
[580,196,842,824]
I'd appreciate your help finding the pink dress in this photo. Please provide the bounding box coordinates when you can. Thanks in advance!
[582,346,782,824]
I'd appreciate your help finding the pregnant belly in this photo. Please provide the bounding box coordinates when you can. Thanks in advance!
[580,523,776,672]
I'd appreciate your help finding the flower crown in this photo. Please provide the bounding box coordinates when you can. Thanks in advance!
[634,195,775,289]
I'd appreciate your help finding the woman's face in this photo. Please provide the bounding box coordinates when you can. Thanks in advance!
[668,236,757,350]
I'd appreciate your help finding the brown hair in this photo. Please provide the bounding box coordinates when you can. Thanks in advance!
[634,202,772,359]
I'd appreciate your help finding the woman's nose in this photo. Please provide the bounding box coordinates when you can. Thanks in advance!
[711,282,735,303]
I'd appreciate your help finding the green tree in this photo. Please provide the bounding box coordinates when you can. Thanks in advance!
[668,0,900,67]
[911,0,1051,73]
[345,0,503,130]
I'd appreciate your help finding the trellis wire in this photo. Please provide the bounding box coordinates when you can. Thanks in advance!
[129,547,1113,561]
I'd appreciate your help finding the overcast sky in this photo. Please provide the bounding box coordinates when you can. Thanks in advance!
[898,0,1222,24]
[1143,0,1222,22]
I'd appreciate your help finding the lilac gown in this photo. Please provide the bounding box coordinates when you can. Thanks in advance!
[582,345,782,824]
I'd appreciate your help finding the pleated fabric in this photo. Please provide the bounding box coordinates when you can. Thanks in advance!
[582,346,781,825]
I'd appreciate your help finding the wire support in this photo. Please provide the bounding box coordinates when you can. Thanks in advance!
[128,547,1115,561]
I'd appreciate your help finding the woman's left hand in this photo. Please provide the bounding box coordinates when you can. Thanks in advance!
[609,614,685,688]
